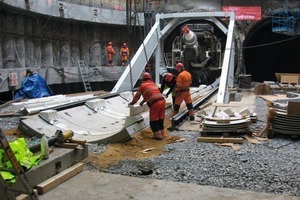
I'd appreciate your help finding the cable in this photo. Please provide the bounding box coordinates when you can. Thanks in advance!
[0,70,17,90]
[242,35,300,49]
[136,12,149,62]
[225,34,300,51]
[126,0,135,97]
[14,41,25,68]
[131,9,150,98]
[127,2,151,97]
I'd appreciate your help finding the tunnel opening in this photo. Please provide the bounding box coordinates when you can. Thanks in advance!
[243,18,300,82]
[163,19,228,86]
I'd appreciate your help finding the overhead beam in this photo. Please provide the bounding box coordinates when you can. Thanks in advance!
[216,16,235,103]
[112,11,235,95]
[111,21,161,93]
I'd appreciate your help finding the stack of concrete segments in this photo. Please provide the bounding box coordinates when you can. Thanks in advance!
[270,92,300,136]
[197,107,254,137]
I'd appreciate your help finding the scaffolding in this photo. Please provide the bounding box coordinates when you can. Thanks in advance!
[272,0,300,36]
[272,10,300,36]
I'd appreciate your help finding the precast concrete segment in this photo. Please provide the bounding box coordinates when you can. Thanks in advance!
[272,92,300,111]
[17,91,175,143]
[266,92,300,136]
[9,146,88,197]
[18,94,145,143]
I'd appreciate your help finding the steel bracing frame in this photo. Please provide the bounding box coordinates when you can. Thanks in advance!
[111,11,235,104]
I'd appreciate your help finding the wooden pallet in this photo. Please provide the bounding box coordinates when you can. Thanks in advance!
[197,136,244,144]
[275,73,300,85]
[199,128,252,137]
[267,128,300,139]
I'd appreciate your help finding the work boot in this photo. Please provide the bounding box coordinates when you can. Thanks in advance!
[154,131,163,140]
[161,130,165,138]
[189,115,200,124]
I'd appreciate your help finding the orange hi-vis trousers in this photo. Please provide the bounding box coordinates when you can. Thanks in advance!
[172,90,194,117]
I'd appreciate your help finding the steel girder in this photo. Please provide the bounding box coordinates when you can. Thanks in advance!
[111,12,236,105]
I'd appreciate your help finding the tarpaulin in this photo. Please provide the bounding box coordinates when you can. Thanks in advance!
[14,73,53,99]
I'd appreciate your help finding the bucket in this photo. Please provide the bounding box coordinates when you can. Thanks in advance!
[238,74,252,88]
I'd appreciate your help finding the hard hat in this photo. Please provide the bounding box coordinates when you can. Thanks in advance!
[143,72,152,80]
[164,73,173,82]
[176,62,184,70]
[108,42,112,45]
[182,26,190,34]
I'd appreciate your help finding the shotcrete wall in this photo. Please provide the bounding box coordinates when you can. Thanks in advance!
[0,1,143,95]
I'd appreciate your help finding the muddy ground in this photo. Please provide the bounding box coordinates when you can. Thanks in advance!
[85,117,182,170]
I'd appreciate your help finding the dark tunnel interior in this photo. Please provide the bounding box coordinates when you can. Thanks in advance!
[163,18,300,84]
[243,18,300,82]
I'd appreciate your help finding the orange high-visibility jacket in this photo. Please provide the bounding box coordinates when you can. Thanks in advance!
[176,70,192,92]
[131,80,164,106]
[120,47,129,58]
[106,45,115,60]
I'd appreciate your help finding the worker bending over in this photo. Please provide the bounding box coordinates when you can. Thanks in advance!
[160,72,176,106]
[129,72,166,140]
[172,62,195,121]
[106,41,115,67]
[120,43,129,67]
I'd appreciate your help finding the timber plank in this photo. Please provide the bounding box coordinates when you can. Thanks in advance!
[16,189,38,200]
[197,137,244,144]
[35,162,84,194]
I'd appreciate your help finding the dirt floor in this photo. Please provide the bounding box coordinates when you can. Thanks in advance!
[3,128,26,136]
[2,118,182,171]
[84,117,184,170]
[0,91,187,172]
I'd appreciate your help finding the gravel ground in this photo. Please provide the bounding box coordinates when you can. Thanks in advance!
[1,97,300,197]
[94,97,300,197]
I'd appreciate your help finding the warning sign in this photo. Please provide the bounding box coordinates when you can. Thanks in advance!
[222,6,262,21]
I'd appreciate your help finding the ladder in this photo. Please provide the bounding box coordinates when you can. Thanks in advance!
[164,53,173,68]
[0,129,39,200]
[77,60,92,92]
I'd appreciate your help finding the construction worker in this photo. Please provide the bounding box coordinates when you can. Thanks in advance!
[160,72,176,105]
[106,41,115,67]
[128,72,166,140]
[173,62,195,121]
[120,43,129,67]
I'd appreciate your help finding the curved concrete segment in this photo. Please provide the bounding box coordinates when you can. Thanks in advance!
[18,92,152,143]
[272,92,300,111]
[17,86,207,143]
[268,92,300,136]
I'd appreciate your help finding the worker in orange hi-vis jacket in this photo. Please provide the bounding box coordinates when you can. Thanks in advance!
[172,62,195,121]
[106,41,115,67]
[160,72,177,106]
[128,72,166,140]
[120,43,129,67]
